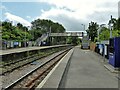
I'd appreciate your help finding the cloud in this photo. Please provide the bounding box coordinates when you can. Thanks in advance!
[26,16,31,19]
[2,0,38,2]
[5,12,31,26]
[0,5,7,10]
[34,0,119,31]
[49,14,87,32]
[39,0,119,15]
[36,8,88,31]
[3,0,119,32]
[87,10,118,25]
[86,1,119,24]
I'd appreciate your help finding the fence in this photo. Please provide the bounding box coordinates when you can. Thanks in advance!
[0,40,35,50]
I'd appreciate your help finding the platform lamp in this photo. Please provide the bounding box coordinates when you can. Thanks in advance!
[49,26,51,45]
[81,24,85,31]
[108,15,114,38]
[81,24,85,37]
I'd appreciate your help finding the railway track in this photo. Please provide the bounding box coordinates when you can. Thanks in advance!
[3,47,72,90]
[1,47,67,75]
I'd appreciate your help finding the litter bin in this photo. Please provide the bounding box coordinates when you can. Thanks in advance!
[2,40,7,50]
[13,42,19,48]
[98,44,104,56]
[106,44,109,59]
[95,44,99,53]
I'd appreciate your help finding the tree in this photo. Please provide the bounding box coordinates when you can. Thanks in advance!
[117,18,120,35]
[117,18,120,30]
[2,21,32,41]
[31,19,65,34]
[29,29,42,41]
[99,28,110,41]
[30,19,66,44]
[108,17,120,36]
[108,18,117,30]
[17,23,23,29]
[98,26,120,41]
[87,21,99,42]
[66,36,79,45]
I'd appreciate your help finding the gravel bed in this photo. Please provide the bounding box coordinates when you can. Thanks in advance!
[1,50,64,88]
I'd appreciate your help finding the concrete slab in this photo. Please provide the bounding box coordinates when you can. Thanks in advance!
[36,46,119,89]
[104,64,120,73]
[36,48,74,89]
[63,47,118,88]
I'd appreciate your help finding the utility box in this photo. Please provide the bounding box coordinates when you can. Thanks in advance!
[109,37,120,68]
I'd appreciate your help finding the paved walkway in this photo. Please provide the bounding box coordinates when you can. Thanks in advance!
[62,47,118,88]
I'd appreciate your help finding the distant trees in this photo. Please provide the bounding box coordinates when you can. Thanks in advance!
[117,18,120,31]
[87,21,99,41]
[86,17,120,42]
[2,21,32,41]
[31,19,65,33]
[99,18,120,41]
[30,19,66,40]
[99,27,110,41]
[1,19,66,45]
[66,36,80,45]
[30,19,66,45]
[114,18,120,35]
[93,18,120,42]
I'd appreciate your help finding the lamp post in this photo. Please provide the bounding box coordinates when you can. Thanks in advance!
[25,27,26,47]
[81,24,85,37]
[81,24,85,31]
[49,26,51,45]
[109,15,113,38]
[98,26,100,42]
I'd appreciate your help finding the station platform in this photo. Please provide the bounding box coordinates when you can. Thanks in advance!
[0,45,69,55]
[37,46,119,89]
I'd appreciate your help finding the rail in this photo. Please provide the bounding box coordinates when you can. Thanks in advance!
[3,47,72,90]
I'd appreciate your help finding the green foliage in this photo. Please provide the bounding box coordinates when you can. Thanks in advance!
[99,30,120,41]
[99,28,110,41]
[112,30,120,37]
[2,32,10,40]
[31,19,66,44]
[2,21,32,41]
[99,28,120,41]
[29,29,42,41]
[95,18,120,41]
[31,19,66,40]
[2,19,66,43]
[66,36,80,45]
[108,17,120,35]
[108,18,117,30]
[87,21,99,41]
[117,18,120,30]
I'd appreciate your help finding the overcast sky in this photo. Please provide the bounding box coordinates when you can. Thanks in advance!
[1,0,120,32]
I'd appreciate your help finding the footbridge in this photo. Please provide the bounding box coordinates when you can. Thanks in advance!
[49,32,84,37]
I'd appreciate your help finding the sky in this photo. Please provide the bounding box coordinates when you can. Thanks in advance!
[1,0,120,32]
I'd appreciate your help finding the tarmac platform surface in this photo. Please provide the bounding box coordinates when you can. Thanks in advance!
[37,46,119,89]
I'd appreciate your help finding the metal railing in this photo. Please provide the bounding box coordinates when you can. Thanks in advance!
[35,33,49,46]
